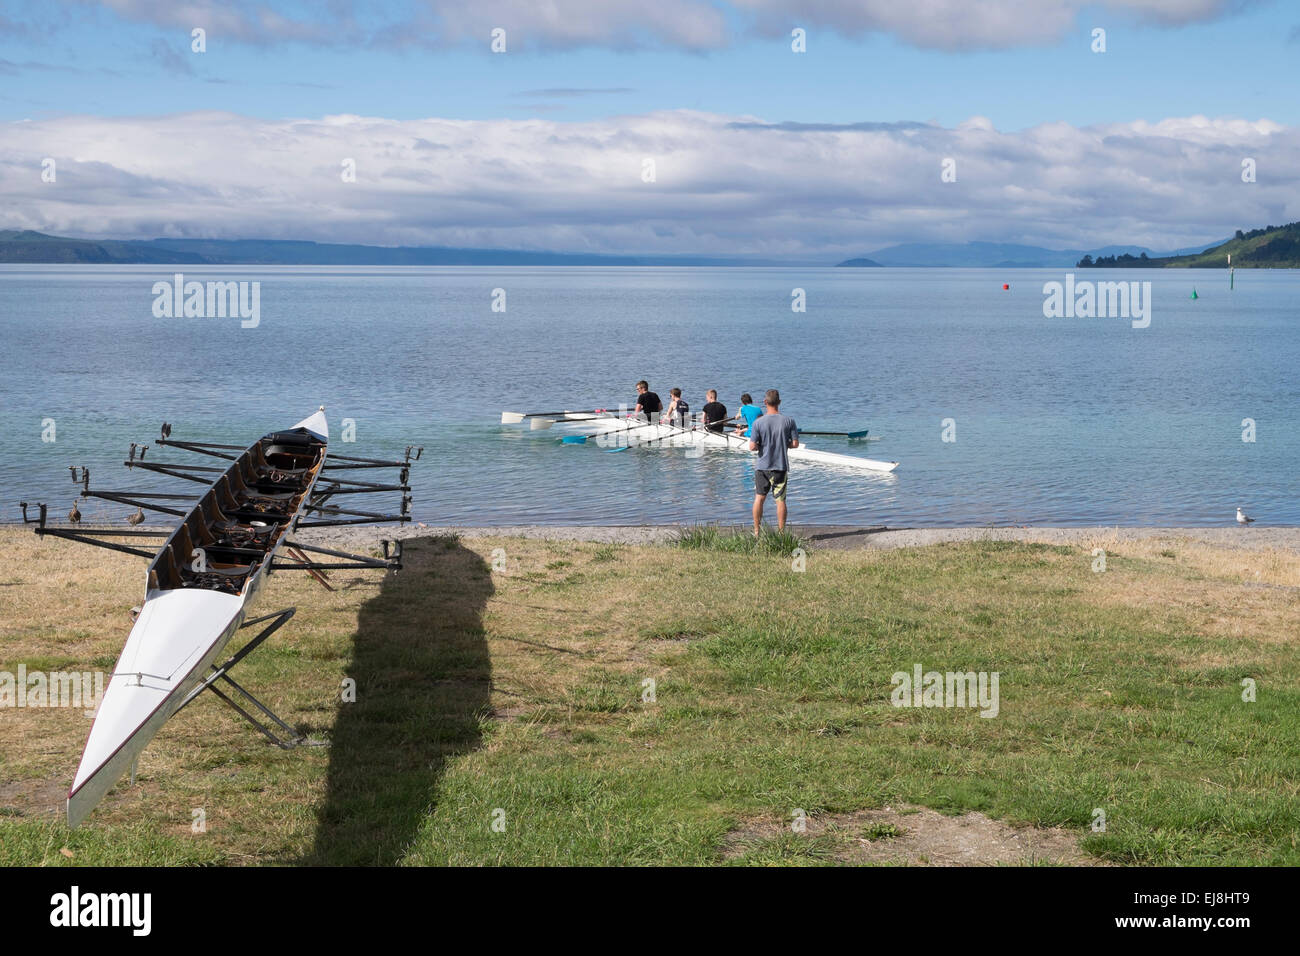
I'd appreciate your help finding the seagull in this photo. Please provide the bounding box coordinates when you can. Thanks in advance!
[126,507,145,525]
[1236,507,1255,525]
[68,502,81,524]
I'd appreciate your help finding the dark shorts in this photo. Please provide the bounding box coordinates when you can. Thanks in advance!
[754,469,788,500]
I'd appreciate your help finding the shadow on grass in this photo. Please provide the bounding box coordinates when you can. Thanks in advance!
[305,536,493,865]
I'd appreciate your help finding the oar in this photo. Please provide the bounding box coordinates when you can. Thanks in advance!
[799,428,870,440]
[561,416,740,450]
[501,408,615,425]
[560,414,742,443]
[559,418,647,444]
[609,417,739,453]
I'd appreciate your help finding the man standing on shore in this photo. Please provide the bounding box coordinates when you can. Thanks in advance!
[747,389,798,535]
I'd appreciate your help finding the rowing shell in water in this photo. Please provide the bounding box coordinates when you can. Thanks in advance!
[67,408,329,828]
[579,418,899,473]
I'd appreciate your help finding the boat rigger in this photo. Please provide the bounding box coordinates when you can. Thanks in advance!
[20,408,420,828]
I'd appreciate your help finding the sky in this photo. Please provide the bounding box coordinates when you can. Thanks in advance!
[1,0,1298,259]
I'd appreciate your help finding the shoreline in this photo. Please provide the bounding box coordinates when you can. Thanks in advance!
[291,523,1300,553]
[7,522,1297,552]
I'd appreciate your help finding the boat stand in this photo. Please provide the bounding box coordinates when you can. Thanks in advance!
[174,607,326,750]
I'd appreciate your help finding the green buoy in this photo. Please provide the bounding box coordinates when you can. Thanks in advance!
[1191,289,1198,300]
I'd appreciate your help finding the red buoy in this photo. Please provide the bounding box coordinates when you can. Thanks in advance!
[1002,283,1009,290]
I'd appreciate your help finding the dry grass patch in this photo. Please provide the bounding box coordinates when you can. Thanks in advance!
[723,804,1104,866]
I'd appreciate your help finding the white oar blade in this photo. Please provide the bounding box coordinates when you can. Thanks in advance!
[530,418,555,430]
[501,412,526,424]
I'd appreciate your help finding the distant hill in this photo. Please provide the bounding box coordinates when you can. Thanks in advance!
[853,241,1082,268]
[0,230,203,264]
[1078,223,1300,268]
[0,231,781,267]
[838,238,1223,268]
[835,257,882,267]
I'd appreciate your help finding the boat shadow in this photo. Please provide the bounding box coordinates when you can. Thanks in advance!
[303,535,493,865]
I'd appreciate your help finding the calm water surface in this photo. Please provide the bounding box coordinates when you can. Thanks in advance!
[0,265,1296,526]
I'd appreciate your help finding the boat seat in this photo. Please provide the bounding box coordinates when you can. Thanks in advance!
[203,549,259,568]
[212,517,276,548]
[241,493,296,515]
[254,443,312,471]
[251,476,302,494]
[227,508,290,525]
[257,466,309,487]
[185,562,255,595]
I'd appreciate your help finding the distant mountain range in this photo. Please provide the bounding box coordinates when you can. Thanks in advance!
[837,239,1226,268]
[1077,222,1300,269]
[3,228,1270,269]
[0,231,782,267]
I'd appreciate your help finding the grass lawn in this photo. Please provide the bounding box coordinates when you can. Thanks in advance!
[0,526,1297,866]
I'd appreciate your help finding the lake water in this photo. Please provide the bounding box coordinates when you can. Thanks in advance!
[0,265,1296,527]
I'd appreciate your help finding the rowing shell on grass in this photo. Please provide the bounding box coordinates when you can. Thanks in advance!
[67,408,329,827]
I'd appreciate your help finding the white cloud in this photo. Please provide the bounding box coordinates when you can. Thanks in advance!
[2,109,1294,257]
[58,0,1248,50]
[425,0,730,51]
[82,0,349,45]
[736,0,1242,50]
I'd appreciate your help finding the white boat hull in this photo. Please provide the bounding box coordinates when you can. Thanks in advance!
[67,589,248,828]
[581,418,899,473]
[67,407,329,827]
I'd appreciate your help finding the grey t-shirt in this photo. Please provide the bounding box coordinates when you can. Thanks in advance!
[749,412,798,472]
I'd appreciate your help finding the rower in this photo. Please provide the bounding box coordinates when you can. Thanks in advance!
[664,388,690,427]
[734,393,763,437]
[702,390,728,433]
[632,380,662,424]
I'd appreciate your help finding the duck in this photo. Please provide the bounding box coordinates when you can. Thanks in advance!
[68,502,81,524]
[127,507,145,525]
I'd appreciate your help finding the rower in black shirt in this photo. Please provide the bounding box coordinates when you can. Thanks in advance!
[633,380,662,423]
[701,389,728,433]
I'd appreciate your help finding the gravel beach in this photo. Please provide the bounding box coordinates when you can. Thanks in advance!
[292,523,1300,554]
